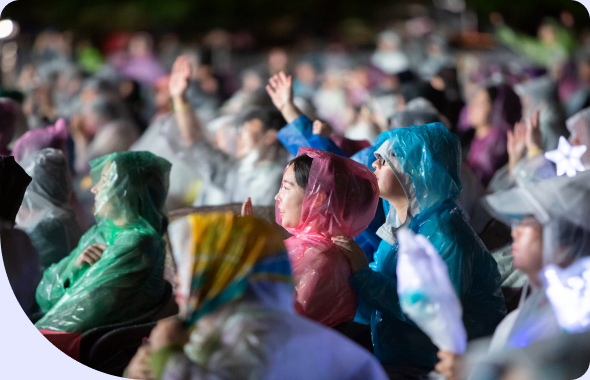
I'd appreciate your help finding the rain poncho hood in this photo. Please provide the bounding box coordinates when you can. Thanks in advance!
[35,151,171,332]
[484,171,590,351]
[16,148,82,271]
[277,147,379,327]
[351,123,505,369]
[13,119,69,163]
[162,212,389,380]
[515,77,569,151]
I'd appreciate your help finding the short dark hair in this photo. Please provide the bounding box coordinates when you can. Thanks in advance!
[288,154,313,189]
[239,106,287,133]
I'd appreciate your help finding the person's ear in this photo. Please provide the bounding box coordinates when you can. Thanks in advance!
[308,191,327,208]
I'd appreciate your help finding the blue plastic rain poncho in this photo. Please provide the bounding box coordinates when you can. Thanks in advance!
[16,149,83,271]
[277,114,346,157]
[159,212,389,380]
[35,151,171,332]
[350,123,506,370]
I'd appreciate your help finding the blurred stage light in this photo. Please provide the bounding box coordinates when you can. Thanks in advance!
[0,20,15,39]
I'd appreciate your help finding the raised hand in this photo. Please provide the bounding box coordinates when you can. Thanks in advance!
[241,197,253,217]
[507,119,527,172]
[525,110,543,154]
[312,120,334,138]
[169,55,191,100]
[75,244,107,267]
[266,71,293,112]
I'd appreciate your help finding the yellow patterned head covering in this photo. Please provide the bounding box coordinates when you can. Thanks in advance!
[170,212,292,325]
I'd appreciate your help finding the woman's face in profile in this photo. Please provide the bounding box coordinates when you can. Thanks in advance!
[275,164,305,229]
[91,161,117,218]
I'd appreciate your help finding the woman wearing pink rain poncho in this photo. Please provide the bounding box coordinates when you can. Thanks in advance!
[275,147,379,327]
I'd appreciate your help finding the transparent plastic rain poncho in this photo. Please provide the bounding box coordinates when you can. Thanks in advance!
[484,171,590,350]
[13,119,69,163]
[35,151,171,332]
[566,107,590,169]
[164,212,388,380]
[277,148,380,327]
[350,123,505,369]
[397,229,467,354]
[515,77,569,151]
[16,148,83,271]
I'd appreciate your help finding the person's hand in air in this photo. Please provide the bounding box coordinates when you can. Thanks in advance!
[75,244,107,267]
[126,345,155,380]
[332,236,369,273]
[435,349,463,380]
[241,197,253,217]
[266,71,302,123]
[149,316,189,351]
[169,55,191,102]
[507,118,527,172]
[312,120,334,138]
[267,71,293,112]
[525,110,543,156]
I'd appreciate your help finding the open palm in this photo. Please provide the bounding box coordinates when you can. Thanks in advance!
[266,71,293,111]
[169,55,191,98]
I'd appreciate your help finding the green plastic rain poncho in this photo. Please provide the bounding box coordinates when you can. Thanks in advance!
[35,151,171,333]
[350,123,506,371]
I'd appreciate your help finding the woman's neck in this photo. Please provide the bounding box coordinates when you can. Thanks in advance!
[385,196,409,224]
[474,123,493,139]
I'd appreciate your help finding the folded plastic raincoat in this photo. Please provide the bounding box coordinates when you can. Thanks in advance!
[159,212,388,380]
[35,151,171,332]
[278,148,380,327]
[350,123,506,370]
[16,149,83,271]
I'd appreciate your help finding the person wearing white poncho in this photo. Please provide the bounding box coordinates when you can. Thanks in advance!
[436,170,590,380]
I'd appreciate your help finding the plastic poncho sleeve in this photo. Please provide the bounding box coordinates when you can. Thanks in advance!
[35,227,166,333]
[276,115,347,157]
[163,117,238,191]
[351,264,405,322]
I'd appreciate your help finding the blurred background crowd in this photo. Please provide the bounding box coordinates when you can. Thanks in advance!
[2,0,590,379]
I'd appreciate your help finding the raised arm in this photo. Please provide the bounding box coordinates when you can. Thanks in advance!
[266,71,302,123]
[169,55,203,145]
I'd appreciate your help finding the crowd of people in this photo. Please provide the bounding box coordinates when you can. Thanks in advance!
[2,7,590,380]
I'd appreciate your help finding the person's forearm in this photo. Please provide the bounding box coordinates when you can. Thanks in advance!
[172,95,203,146]
[279,102,303,124]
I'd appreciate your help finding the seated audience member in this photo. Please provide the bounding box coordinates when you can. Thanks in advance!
[35,151,171,332]
[272,148,379,326]
[126,212,389,380]
[335,123,506,376]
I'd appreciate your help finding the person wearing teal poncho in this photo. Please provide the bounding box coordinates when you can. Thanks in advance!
[334,123,506,376]
[35,151,171,333]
